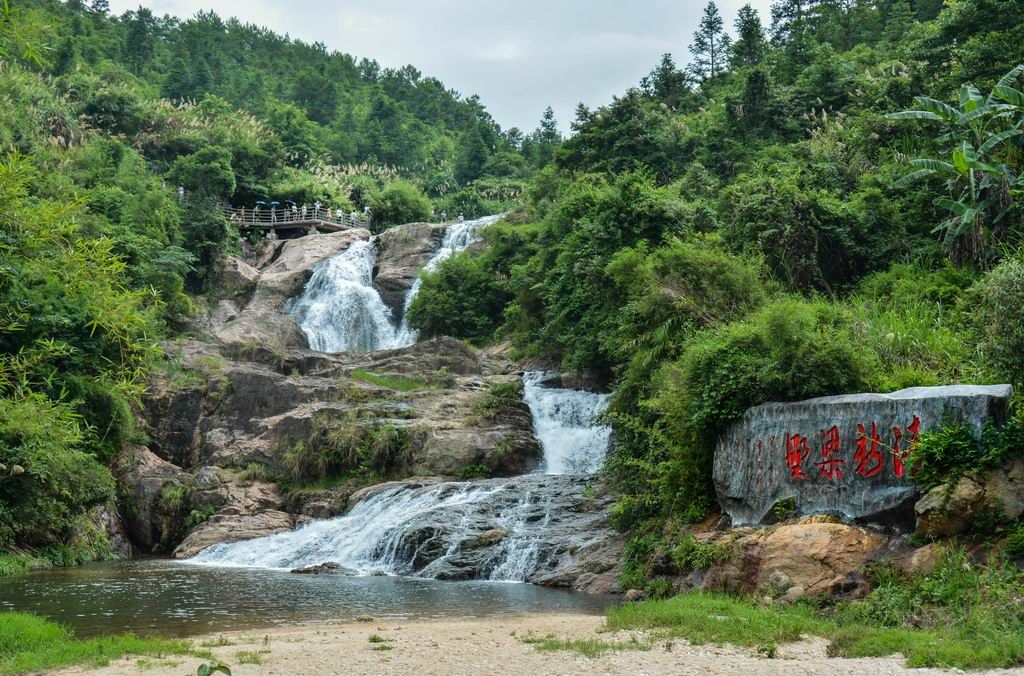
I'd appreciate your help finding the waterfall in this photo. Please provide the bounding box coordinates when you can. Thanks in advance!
[289,215,503,353]
[522,371,612,475]
[188,475,607,583]
[394,214,504,346]
[287,238,402,353]
[186,375,614,580]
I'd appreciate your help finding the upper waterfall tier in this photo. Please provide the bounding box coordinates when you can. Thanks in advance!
[287,238,403,353]
[289,215,502,354]
[395,214,504,346]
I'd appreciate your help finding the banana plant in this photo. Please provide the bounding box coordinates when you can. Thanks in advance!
[888,64,1024,265]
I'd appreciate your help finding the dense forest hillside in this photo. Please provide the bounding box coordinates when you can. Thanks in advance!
[1,0,1023,585]
[0,0,551,564]
[406,0,1024,576]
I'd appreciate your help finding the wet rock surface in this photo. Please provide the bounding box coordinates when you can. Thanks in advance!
[122,337,543,556]
[714,385,1014,527]
[372,222,446,316]
[206,229,370,350]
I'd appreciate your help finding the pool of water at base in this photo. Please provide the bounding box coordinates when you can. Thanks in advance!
[0,559,613,638]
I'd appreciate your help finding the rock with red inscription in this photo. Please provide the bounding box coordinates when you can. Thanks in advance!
[713,385,1014,528]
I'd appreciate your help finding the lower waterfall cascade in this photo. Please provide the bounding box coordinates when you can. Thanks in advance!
[189,373,613,582]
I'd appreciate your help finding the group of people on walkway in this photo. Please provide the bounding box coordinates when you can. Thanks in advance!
[236,200,370,226]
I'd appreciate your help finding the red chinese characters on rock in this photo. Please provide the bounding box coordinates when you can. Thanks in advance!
[767,416,922,483]
[891,415,921,479]
[816,426,845,480]
[854,422,884,478]
[785,433,811,480]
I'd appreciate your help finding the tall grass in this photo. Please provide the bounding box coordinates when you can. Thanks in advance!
[0,613,199,674]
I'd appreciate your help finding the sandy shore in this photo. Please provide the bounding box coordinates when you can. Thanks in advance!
[54,612,1022,676]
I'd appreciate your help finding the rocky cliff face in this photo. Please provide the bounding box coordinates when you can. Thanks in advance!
[205,229,370,350]
[372,222,447,317]
[116,226,547,564]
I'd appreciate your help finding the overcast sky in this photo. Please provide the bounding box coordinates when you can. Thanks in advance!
[107,0,774,132]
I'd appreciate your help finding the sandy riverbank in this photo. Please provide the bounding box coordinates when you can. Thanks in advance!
[52,612,1022,676]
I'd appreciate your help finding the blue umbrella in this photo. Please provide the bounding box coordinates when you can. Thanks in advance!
[255,200,267,206]
[269,201,281,206]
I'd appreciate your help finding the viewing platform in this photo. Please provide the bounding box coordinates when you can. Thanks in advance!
[221,205,370,238]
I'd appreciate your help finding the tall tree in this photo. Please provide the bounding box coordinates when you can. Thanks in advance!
[730,4,767,68]
[124,8,155,75]
[454,125,489,184]
[531,106,562,166]
[689,2,732,80]
[161,57,191,101]
[770,0,820,70]
[641,53,690,107]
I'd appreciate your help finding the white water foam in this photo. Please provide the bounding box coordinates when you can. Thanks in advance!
[287,238,402,353]
[522,371,612,475]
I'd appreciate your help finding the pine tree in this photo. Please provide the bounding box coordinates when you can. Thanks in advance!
[689,2,732,80]
[191,58,212,98]
[641,53,690,107]
[124,9,155,75]
[89,0,109,13]
[534,106,561,166]
[730,4,767,69]
[454,125,489,184]
[882,0,916,42]
[161,58,192,101]
[770,0,820,70]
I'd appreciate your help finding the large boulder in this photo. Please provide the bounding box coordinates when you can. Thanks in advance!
[114,445,191,552]
[693,520,889,601]
[372,222,447,317]
[714,385,1014,528]
[174,510,305,559]
[915,459,1024,536]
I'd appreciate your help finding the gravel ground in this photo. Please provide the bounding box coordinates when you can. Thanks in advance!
[54,613,1024,676]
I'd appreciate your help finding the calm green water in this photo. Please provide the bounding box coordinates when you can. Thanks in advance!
[0,560,611,638]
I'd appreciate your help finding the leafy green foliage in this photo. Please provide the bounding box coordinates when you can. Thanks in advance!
[966,251,1024,384]
[888,65,1024,265]
[280,419,412,485]
[910,405,1024,490]
[368,180,431,231]
[407,252,512,345]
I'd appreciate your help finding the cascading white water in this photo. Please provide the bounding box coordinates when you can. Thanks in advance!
[193,218,618,583]
[394,214,504,346]
[287,238,402,353]
[522,371,612,475]
[289,214,503,353]
[187,476,605,583]
[186,377,614,580]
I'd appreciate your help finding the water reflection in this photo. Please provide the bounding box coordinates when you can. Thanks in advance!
[0,559,611,638]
